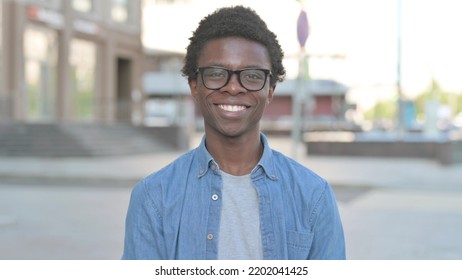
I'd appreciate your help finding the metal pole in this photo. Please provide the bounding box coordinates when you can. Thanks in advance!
[292,49,305,158]
[396,0,404,136]
[292,4,309,158]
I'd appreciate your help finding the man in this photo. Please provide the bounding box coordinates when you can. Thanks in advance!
[122,6,345,260]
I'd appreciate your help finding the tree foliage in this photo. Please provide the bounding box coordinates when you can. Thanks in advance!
[365,79,462,121]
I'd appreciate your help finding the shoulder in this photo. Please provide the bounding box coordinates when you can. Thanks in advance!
[270,149,340,220]
[132,149,197,199]
[270,149,331,199]
[145,149,196,182]
[271,149,326,185]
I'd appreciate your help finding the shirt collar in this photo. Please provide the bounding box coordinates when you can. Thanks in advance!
[196,136,215,177]
[256,133,278,180]
[196,133,278,180]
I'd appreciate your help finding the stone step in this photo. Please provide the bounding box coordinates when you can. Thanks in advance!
[0,123,178,157]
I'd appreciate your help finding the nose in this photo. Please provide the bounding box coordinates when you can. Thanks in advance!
[222,73,246,95]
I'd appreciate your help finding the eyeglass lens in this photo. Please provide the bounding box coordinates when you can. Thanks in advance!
[201,67,268,91]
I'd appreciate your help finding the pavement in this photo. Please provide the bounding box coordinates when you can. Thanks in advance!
[0,134,461,191]
[1,133,462,260]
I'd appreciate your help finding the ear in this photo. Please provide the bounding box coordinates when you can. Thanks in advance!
[189,79,199,102]
[267,84,275,104]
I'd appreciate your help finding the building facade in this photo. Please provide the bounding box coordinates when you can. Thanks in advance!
[143,70,355,133]
[0,0,144,124]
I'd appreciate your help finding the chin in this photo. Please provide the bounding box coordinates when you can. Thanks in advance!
[219,128,245,138]
[219,124,260,139]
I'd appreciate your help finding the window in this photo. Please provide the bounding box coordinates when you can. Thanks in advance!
[0,1,2,50]
[24,25,58,122]
[72,0,93,13]
[0,2,5,120]
[0,2,3,91]
[111,0,129,23]
[69,39,96,122]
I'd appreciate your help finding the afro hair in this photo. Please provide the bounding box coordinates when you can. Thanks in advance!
[182,6,286,86]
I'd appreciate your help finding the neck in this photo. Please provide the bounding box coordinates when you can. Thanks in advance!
[205,130,263,176]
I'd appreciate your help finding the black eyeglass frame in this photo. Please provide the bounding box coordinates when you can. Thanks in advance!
[196,66,272,91]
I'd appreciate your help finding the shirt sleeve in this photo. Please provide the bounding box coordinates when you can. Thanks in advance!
[307,182,346,260]
[122,178,166,260]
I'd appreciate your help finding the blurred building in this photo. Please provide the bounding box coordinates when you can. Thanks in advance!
[0,0,357,157]
[265,79,356,132]
[143,69,355,133]
[140,0,356,133]
[0,0,144,124]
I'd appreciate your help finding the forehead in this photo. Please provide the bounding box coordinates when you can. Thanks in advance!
[198,37,271,69]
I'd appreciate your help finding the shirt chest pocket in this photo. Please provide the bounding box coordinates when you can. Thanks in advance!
[287,230,313,260]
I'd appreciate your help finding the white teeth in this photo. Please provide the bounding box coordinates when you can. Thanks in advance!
[219,105,246,112]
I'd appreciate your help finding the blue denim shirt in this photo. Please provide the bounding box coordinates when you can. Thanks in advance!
[122,134,345,260]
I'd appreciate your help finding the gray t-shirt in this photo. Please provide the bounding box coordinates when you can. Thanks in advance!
[218,171,263,259]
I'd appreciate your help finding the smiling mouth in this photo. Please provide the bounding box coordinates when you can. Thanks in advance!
[217,104,248,112]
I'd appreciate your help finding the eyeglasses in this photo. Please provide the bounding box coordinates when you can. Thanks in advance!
[196,66,272,91]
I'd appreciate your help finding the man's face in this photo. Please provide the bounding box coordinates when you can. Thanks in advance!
[189,37,274,138]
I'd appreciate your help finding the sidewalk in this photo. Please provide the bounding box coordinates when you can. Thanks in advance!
[0,134,461,191]
[1,134,462,259]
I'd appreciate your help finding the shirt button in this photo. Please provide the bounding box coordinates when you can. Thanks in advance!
[211,164,217,171]
[212,194,219,201]
[207,233,214,240]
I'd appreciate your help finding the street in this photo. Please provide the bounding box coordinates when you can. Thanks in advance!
[337,186,462,259]
[1,178,462,259]
[0,180,132,260]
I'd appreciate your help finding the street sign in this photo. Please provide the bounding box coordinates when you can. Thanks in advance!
[297,10,309,48]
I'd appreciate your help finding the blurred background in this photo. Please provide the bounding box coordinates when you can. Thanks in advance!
[0,0,461,260]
